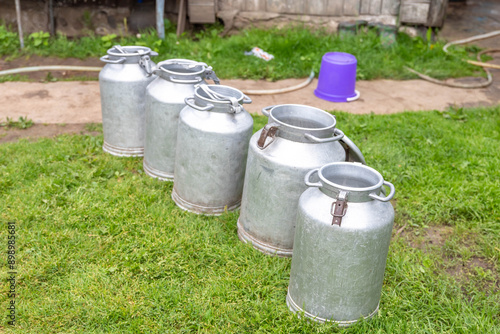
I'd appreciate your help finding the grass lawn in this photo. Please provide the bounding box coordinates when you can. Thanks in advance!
[0,24,486,81]
[0,106,499,333]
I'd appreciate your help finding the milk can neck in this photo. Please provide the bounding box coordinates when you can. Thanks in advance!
[156,60,207,83]
[190,84,250,114]
[317,163,385,203]
[267,105,338,143]
[106,46,154,64]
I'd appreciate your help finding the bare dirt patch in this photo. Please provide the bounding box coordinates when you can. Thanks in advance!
[444,256,499,295]
[397,225,454,251]
[397,224,499,294]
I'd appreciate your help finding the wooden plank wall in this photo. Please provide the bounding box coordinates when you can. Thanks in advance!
[399,0,430,24]
[427,0,448,26]
[219,0,401,16]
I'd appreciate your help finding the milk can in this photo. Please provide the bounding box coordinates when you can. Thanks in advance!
[172,84,253,215]
[287,162,395,325]
[143,59,220,180]
[99,45,157,156]
[237,104,365,257]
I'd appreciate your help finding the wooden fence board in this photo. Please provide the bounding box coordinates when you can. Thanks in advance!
[245,0,266,11]
[343,0,360,15]
[399,0,430,24]
[381,0,400,15]
[286,0,304,13]
[360,0,371,14]
[427,0,448,26]
[188,0,215,23]
[325,0,344,16]
[266,0,287,12]
[369,0,382,14]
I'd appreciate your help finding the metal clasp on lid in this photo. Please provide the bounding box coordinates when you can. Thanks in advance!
[204,67,220,85]
[139,55,155,76]
[331,190,348,226]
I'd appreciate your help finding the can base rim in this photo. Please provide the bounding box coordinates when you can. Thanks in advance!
[237,219,293,257]
[143,160,174,181]
[172,187,241,216]
[103,141,144,157]
[286,289,379,326]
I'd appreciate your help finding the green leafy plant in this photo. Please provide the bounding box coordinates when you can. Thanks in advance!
[440,105,468,122]
[28,31,50,47]
[101,34,117,48]
[0,116,34,129]
[0,25,20,54]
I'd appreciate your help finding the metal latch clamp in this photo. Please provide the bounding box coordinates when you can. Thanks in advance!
[331,191,348,226]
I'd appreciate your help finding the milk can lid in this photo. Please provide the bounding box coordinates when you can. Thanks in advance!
[157,59,207,77]
[305,162,395,202]
[106,45,154,57]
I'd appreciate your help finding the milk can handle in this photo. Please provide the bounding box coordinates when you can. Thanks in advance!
[304,128,345,143]
[184,97,214,111]
[339,134,366,164]
[304,169,322,188]
[261,105,274,117]
[100,55,126,64]
[242,95,252,104]
[203,67,221,85]
[257,123,279,149]
[170,77,204,84]
[369,181,395,202]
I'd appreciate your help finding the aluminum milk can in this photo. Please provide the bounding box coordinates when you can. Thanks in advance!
[237,104,365,257]
[143,59,220,180]
[287,162,395,325]
[99,45,157,156]
[172,84,253,215]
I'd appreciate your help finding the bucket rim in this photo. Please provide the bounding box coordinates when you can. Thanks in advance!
[322,51,357,64]
[157,58,207,77]
[269,104,337,131]
[317,162,384,193]
[194,84,245,105]
[106,45,153,57]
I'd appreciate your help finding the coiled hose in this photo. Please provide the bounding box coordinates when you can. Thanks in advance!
[405,30,500,88]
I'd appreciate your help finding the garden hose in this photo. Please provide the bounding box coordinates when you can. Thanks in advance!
[240,70,315,95]
[0,65,315,96]
[405,30,500,88]
[0,65,102,76]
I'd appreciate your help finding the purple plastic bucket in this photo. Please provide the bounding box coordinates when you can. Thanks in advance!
[314,52,360,103]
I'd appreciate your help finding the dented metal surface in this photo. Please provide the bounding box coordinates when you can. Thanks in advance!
[238,104,364,257]
[99,45,157,157]
[143,59,219,180]
[172,84,253,215]
[287,162,395,325]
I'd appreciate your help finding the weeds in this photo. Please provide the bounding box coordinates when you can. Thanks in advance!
[0,116,34,129]
[0,24,482,81]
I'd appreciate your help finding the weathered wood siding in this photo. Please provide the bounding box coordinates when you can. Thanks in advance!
[399,0,430,24]
[188,0,216,23]
[217,0,401,16]
[195,0,447,27]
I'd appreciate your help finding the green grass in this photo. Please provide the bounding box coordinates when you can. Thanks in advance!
[0,106,499,332]
[0,24,484,81]
[0,74,30,83]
